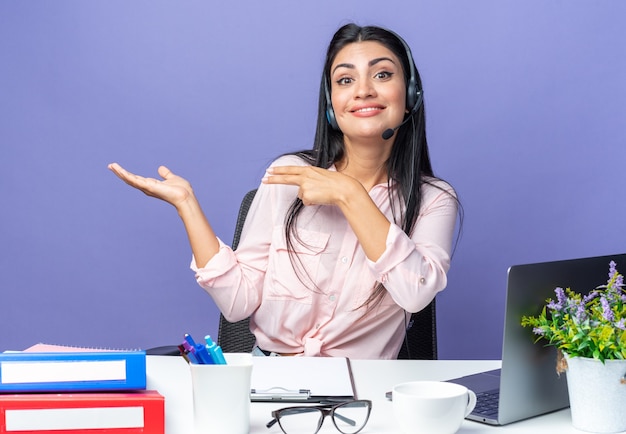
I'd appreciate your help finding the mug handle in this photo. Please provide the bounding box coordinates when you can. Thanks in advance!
[465,389,477,417]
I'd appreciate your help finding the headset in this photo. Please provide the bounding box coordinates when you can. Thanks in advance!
[324,31,423,133]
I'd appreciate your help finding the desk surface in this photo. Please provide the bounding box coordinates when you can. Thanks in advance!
[146,356,598,434]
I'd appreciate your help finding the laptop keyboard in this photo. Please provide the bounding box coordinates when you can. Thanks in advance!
[473,390,500,418]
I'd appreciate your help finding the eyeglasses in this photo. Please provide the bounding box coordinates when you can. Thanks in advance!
[266,400,372,434]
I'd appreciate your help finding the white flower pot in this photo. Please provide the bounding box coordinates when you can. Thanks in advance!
[564,353,626,433]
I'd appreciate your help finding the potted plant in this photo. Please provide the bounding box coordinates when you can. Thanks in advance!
[521,260,626,433]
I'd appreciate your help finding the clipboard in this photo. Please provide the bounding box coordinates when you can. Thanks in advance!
[250,356,356,403]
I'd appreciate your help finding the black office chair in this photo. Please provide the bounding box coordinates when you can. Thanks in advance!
[397,300,438,360]
[216,189,258,353]
[216,188,438,360]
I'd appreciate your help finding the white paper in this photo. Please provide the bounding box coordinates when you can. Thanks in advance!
[5,406,144,431]
[250,357,354,399]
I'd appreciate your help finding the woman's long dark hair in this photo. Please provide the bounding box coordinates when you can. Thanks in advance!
[284,23,459,308]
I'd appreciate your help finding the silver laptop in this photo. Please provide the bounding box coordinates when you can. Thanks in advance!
[447,253,626,425]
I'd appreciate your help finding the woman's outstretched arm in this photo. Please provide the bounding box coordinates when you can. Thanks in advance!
[108,163,219,267]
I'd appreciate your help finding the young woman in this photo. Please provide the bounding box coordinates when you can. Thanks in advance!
[109,23,459,359]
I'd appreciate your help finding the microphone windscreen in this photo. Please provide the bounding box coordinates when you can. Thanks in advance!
[381,128,394,140]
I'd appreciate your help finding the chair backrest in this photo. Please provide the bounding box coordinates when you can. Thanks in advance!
[396,300,438,360]
[217,188,438,359]
[217,189,258,353]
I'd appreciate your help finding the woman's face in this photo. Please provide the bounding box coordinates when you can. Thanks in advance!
[329,41,407,142]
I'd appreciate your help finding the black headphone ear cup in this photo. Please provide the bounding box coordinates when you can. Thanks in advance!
[407,86,423,115]
[406,76,418,110]
[324,78,340,130]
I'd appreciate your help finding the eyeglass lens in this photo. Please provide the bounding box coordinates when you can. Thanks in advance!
[276,401,370,434]
[331,401,371,434]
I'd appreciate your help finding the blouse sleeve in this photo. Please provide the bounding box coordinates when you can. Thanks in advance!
[189,183,274,322]
[367,181,458,312]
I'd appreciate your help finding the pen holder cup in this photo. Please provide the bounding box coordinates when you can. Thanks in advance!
[189,353,253,434]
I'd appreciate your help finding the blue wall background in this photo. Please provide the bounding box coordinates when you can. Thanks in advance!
[1,1,625,359]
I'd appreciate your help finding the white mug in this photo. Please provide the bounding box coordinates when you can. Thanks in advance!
[392,380,477,434]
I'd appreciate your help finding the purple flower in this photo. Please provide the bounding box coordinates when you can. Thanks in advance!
[615,319,626,331]
[548,287,566,311]
[584,291,600,303]
[609,260,617,280]
[533,327,545,336]
[600,296,614,321]
[547,300,561,311]
[574,300,587,323]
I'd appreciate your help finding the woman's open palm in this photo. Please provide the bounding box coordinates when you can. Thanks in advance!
[108,163,193,208]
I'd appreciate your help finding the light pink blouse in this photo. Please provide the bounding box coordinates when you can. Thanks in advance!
[191,155,458,359]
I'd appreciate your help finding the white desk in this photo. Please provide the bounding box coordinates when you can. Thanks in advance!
[146,356,590,434]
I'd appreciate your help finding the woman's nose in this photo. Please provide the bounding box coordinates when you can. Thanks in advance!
[354,78,376,99]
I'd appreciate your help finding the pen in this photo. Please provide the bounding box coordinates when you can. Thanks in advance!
[181,340,195,354]
[194,343,214,365]
[205,335,227,365]
[184,333,198,348]
[182,336,200,364]
[177,344,191,364]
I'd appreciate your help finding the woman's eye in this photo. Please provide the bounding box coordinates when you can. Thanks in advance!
[337,77,353,85]
[375,71,393,80]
